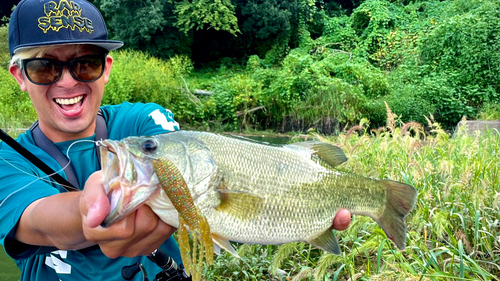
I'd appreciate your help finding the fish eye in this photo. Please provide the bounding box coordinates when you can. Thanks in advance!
[141,139,157,153]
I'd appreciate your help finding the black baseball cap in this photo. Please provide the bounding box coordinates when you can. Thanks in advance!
[8,0,123,57]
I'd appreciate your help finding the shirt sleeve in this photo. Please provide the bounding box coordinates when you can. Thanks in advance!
[103,102,180,139]
[135,103,180,136]
[0,145,61,259]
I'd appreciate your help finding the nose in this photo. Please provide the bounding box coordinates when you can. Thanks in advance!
[55,66,79,87]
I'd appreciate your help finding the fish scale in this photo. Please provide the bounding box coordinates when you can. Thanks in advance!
[99,130,417,280]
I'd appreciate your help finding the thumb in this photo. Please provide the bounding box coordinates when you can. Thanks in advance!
[80,171,111,228]
[84,198,110,228]
[332,208,351,231]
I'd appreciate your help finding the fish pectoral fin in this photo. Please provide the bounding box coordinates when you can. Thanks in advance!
[287,141,348,167]
[215,190,264,220]
[212,232,240,258]
[305,230,341,255]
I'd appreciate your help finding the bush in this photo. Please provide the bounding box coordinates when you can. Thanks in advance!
[0,24,10,69]
[0,67,37,130]
[205,73,263,130]
[287,78,368,133]
[418,0,500,111]
[104,50,199,123]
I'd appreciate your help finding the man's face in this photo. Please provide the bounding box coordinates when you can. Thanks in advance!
[10,45,113,142]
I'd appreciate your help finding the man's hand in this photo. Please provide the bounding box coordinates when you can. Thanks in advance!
[80,171,175,258]
[332,209,351,231]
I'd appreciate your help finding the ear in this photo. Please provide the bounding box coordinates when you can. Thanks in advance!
[9,64,28,91]
[103,55,113,84]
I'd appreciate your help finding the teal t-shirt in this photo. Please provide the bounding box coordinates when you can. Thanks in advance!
[0,102,182,281]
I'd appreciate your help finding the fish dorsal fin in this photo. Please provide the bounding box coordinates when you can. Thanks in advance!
[305,230,341,255]
[287,141,348,167]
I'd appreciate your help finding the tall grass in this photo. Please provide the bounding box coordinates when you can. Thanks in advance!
[205,109,500,280]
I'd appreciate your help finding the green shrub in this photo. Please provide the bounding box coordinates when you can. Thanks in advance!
[288,78,367,133]
[320,15,358,52]
[350,0,405,61]
[413,72,475,127]
[418,0,500,112]
[204,73,263,130]
[245,55,262,71]
[0,24,10,69]
[0,67,36,130]
[329,60,390,99]
[104,50,199,123]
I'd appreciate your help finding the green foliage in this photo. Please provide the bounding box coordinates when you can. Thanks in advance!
[262,32,292,66]
[173,0,240,35]
[4,0,500,133]
[202,71,263,130]
[239,0,299,40]
[417,0,500,124]
[288,79,368,133]
[350,0,403,60]
[99,0,167,44]
[90,0,500,130]
[0,67,37,131]
[245,55,262,71]
[320,15,358,52]
[204,244,276,280]
[103,50,199,123]
[384,73,436,125]
[0,24,10,69]
[238,0,300,62]
[477,103,500,120]
[97,0,192,58]
[190,35,423,132]
[417,73,476,127]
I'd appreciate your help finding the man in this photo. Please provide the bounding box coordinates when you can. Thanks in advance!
[0,0,351,280]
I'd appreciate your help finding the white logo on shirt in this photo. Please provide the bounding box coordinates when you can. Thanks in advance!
[45,250,71,274]
[149,109,179,131]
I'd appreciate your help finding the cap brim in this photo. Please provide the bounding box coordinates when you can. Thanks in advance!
[12,40,124,55]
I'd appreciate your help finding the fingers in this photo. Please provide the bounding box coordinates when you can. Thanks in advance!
[80,171,174,258]
[97,205,175,258]
[332,209,351,231]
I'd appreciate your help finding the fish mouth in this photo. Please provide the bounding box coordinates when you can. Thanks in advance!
[98,139,161,227]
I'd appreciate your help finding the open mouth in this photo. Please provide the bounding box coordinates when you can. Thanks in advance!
[54,95,84,111]
[97,139,162,227]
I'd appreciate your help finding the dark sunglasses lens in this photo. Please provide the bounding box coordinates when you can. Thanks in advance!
[70,55,104,82]
[25,59,61,85]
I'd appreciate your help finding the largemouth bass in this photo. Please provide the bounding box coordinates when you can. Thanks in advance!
[98,131,416,279]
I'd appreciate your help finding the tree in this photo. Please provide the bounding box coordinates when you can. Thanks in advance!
[94,0,190,58]
[172,0,239,35]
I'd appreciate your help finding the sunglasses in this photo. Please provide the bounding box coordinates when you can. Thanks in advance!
[21,54,107,85]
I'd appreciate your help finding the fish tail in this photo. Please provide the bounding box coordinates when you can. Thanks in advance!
[377,180,417,250]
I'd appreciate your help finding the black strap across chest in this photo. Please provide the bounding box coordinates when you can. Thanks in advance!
[30,110,108,191]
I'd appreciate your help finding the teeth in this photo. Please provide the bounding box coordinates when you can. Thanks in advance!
[55,95,83,105]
